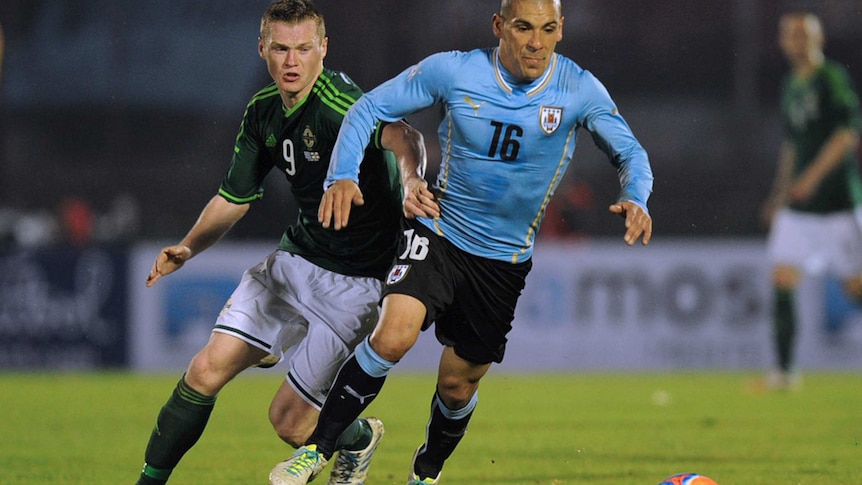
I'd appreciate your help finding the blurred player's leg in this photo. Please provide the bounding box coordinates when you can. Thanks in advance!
[772,287,796,381]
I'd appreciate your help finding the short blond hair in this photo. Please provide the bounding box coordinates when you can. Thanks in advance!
[260,0,326,42]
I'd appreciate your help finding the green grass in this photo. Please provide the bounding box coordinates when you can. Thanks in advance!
[1,371,860,484]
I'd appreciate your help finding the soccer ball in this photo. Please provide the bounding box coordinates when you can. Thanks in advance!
[658,472,718,485]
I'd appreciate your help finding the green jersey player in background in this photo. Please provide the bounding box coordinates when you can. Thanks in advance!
[134,1,434,484]
[760,12,862,391]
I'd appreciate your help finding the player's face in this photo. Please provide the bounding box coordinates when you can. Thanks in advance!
[493,0,563,82]
[259,19,327,105]
[778,16,821,67]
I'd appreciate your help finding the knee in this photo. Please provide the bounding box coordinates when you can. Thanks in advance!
[369,295,426,362]
[844,275,862,301]
[269,416,309,448]
[269,402,315,448]
[185,353,230,396]
[436,374,480,408]
[368,333,412,362]
[772,266,800,290]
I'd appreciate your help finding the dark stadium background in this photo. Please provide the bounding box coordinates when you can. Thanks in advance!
[2,0,860,246]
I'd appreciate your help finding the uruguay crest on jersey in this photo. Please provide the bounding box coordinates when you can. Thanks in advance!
[386,264,411,285]
[540,106,563,135]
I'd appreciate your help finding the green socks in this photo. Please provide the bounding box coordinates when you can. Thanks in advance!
[136,377,216,484]
[334,418,372,452]
[774,288,796,372]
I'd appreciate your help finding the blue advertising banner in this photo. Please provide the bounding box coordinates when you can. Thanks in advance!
[0,247,128,369]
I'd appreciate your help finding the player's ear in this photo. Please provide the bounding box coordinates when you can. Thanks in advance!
[492,13,505,39]
[258,37,266,59]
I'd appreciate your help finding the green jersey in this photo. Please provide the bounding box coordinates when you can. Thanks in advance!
[220,69,402,279]
[781,59,862,212]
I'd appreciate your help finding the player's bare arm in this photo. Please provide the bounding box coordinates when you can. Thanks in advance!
[761,142,795,226]
[320,120,436,229]
[789,128,859,202]
[609,200,652,246]
[146,195,249,287]
[380,120,440,219]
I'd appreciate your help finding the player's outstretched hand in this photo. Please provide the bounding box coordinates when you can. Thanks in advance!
[609,201,652,246]
[318,179,364,230]
[403,175,439,219]
[146,245,192,287]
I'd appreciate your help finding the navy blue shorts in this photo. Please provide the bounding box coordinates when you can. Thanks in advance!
[382,218,532,364]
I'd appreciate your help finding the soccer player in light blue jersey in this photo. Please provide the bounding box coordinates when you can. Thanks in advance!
[269,1,653,483]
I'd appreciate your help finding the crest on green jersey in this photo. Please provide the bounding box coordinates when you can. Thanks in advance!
[302,126,316,149]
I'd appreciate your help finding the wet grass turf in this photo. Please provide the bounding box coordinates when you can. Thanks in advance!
[1,371,860,484]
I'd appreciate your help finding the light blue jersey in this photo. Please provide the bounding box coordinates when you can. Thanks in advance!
[328,48,653,263]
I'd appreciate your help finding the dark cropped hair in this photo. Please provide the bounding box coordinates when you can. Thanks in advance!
[500,0,561,17]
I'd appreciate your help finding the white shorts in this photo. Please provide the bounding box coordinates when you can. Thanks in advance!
[213,250,382,409]
[767,208,862,278]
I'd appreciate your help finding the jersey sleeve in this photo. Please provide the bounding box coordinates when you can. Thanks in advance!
[824,65,862,131]
[370,121,394,150]
[326,52,456,186]
[219,101,273,203]
[779,77,794,136]
[578,70,654,211]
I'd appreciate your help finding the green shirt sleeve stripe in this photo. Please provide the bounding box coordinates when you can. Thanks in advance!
[313,74,359,116]
[317,71,359,104]
[313,86,352,115]
[218,187,262,204]
[372,122,386,149]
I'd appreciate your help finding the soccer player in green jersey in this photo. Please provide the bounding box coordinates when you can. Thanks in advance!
[760,12,862,390]
[134,2,435,484]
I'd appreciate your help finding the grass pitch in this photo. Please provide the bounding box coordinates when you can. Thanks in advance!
[1,371,860,484]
